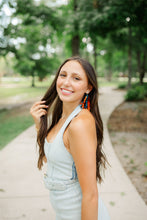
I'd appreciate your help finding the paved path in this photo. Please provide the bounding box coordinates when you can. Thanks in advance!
[0,87,147,220]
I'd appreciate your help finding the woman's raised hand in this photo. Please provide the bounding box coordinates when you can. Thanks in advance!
[30,100,48,130]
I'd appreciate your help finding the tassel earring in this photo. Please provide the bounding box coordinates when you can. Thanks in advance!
[80,93,90,111]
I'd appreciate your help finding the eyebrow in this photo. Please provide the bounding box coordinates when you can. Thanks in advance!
[60,70,81,76]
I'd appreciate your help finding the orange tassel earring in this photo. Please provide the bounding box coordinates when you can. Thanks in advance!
[80,93,90,111]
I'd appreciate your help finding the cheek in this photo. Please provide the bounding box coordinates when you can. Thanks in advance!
[56,77,61,90]
[74,82,88,93]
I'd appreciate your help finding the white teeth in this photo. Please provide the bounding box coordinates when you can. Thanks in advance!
[62,89,72,94]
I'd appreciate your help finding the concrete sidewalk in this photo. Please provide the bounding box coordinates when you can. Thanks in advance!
[0,87,147,220]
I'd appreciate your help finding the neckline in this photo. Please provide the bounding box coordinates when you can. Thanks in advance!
[45,104,81,145]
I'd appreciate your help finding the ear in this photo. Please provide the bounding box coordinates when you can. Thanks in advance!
[86,84,93,94]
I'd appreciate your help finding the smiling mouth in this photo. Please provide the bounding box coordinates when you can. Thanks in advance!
[61,88,73,94]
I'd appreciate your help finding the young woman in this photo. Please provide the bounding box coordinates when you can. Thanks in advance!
[30,56,110,220]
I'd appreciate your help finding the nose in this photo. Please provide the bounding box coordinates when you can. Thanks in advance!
[63,76,71,86]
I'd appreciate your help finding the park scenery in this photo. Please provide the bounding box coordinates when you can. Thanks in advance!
[0,0,147,220]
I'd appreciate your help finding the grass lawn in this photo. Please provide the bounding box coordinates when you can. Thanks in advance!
[0,105,34,150]
[0,86,47,100]
[0,76,53,100]
[0,77,53,150]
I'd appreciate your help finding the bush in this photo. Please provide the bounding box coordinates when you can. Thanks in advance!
[118,82,127,89]
[131,82,147,95]
[142,83,147,97]
[125,85,146,101]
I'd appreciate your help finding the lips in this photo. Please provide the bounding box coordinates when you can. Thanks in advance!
[61,88,73,95]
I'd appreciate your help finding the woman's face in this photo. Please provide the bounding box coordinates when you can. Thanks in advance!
[56,60,91,105]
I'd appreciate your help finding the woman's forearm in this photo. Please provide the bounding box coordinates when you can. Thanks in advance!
[81,193,98,220]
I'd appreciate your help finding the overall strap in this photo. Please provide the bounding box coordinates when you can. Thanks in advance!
[60,105,82,135]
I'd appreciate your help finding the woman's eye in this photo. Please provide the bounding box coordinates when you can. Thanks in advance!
[60,74,66,77]
[74,77,80,81]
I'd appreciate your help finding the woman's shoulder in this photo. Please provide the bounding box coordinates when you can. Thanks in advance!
[69,109,95,133]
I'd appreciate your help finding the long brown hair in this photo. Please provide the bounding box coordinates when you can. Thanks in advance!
[37,56,107,183]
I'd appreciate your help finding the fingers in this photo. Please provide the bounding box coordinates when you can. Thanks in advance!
[30,101,46,110]
[30,100,48,125]
[32,100,46,107]
[30,101,48,114]
[36,109,47,117]
[31,104,48,112]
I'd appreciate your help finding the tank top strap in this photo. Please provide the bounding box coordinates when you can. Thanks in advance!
[60,104,82,135]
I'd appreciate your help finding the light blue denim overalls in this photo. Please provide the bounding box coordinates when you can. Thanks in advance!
[44,104,110,220]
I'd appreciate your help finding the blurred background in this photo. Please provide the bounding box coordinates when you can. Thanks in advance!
[0,0,147,206]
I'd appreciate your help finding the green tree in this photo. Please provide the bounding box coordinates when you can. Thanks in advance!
[78,0,114,74]
[1,0,62,86]
[78,0,147,85]
[105,0,147,86]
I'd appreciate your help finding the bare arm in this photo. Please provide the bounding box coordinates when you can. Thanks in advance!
[68,110,98,220]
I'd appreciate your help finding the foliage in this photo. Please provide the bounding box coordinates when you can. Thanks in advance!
[132,82,147,96]
[0,0,146,86]
[78,0,147,83]
[118,82,127,89]
[1,0,62,85]
[125,85,146,101]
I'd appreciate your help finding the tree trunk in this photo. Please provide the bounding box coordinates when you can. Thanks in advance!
[32,72,35,87]
[140,52,146,84]
[71,0,80,56]
[72,35,80,56]
[93,0,98,8]
[107,62,112,81]
[137,50,141,77]
[127,26,132,89]
[93,43,97,75]
[137,50,146,84]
